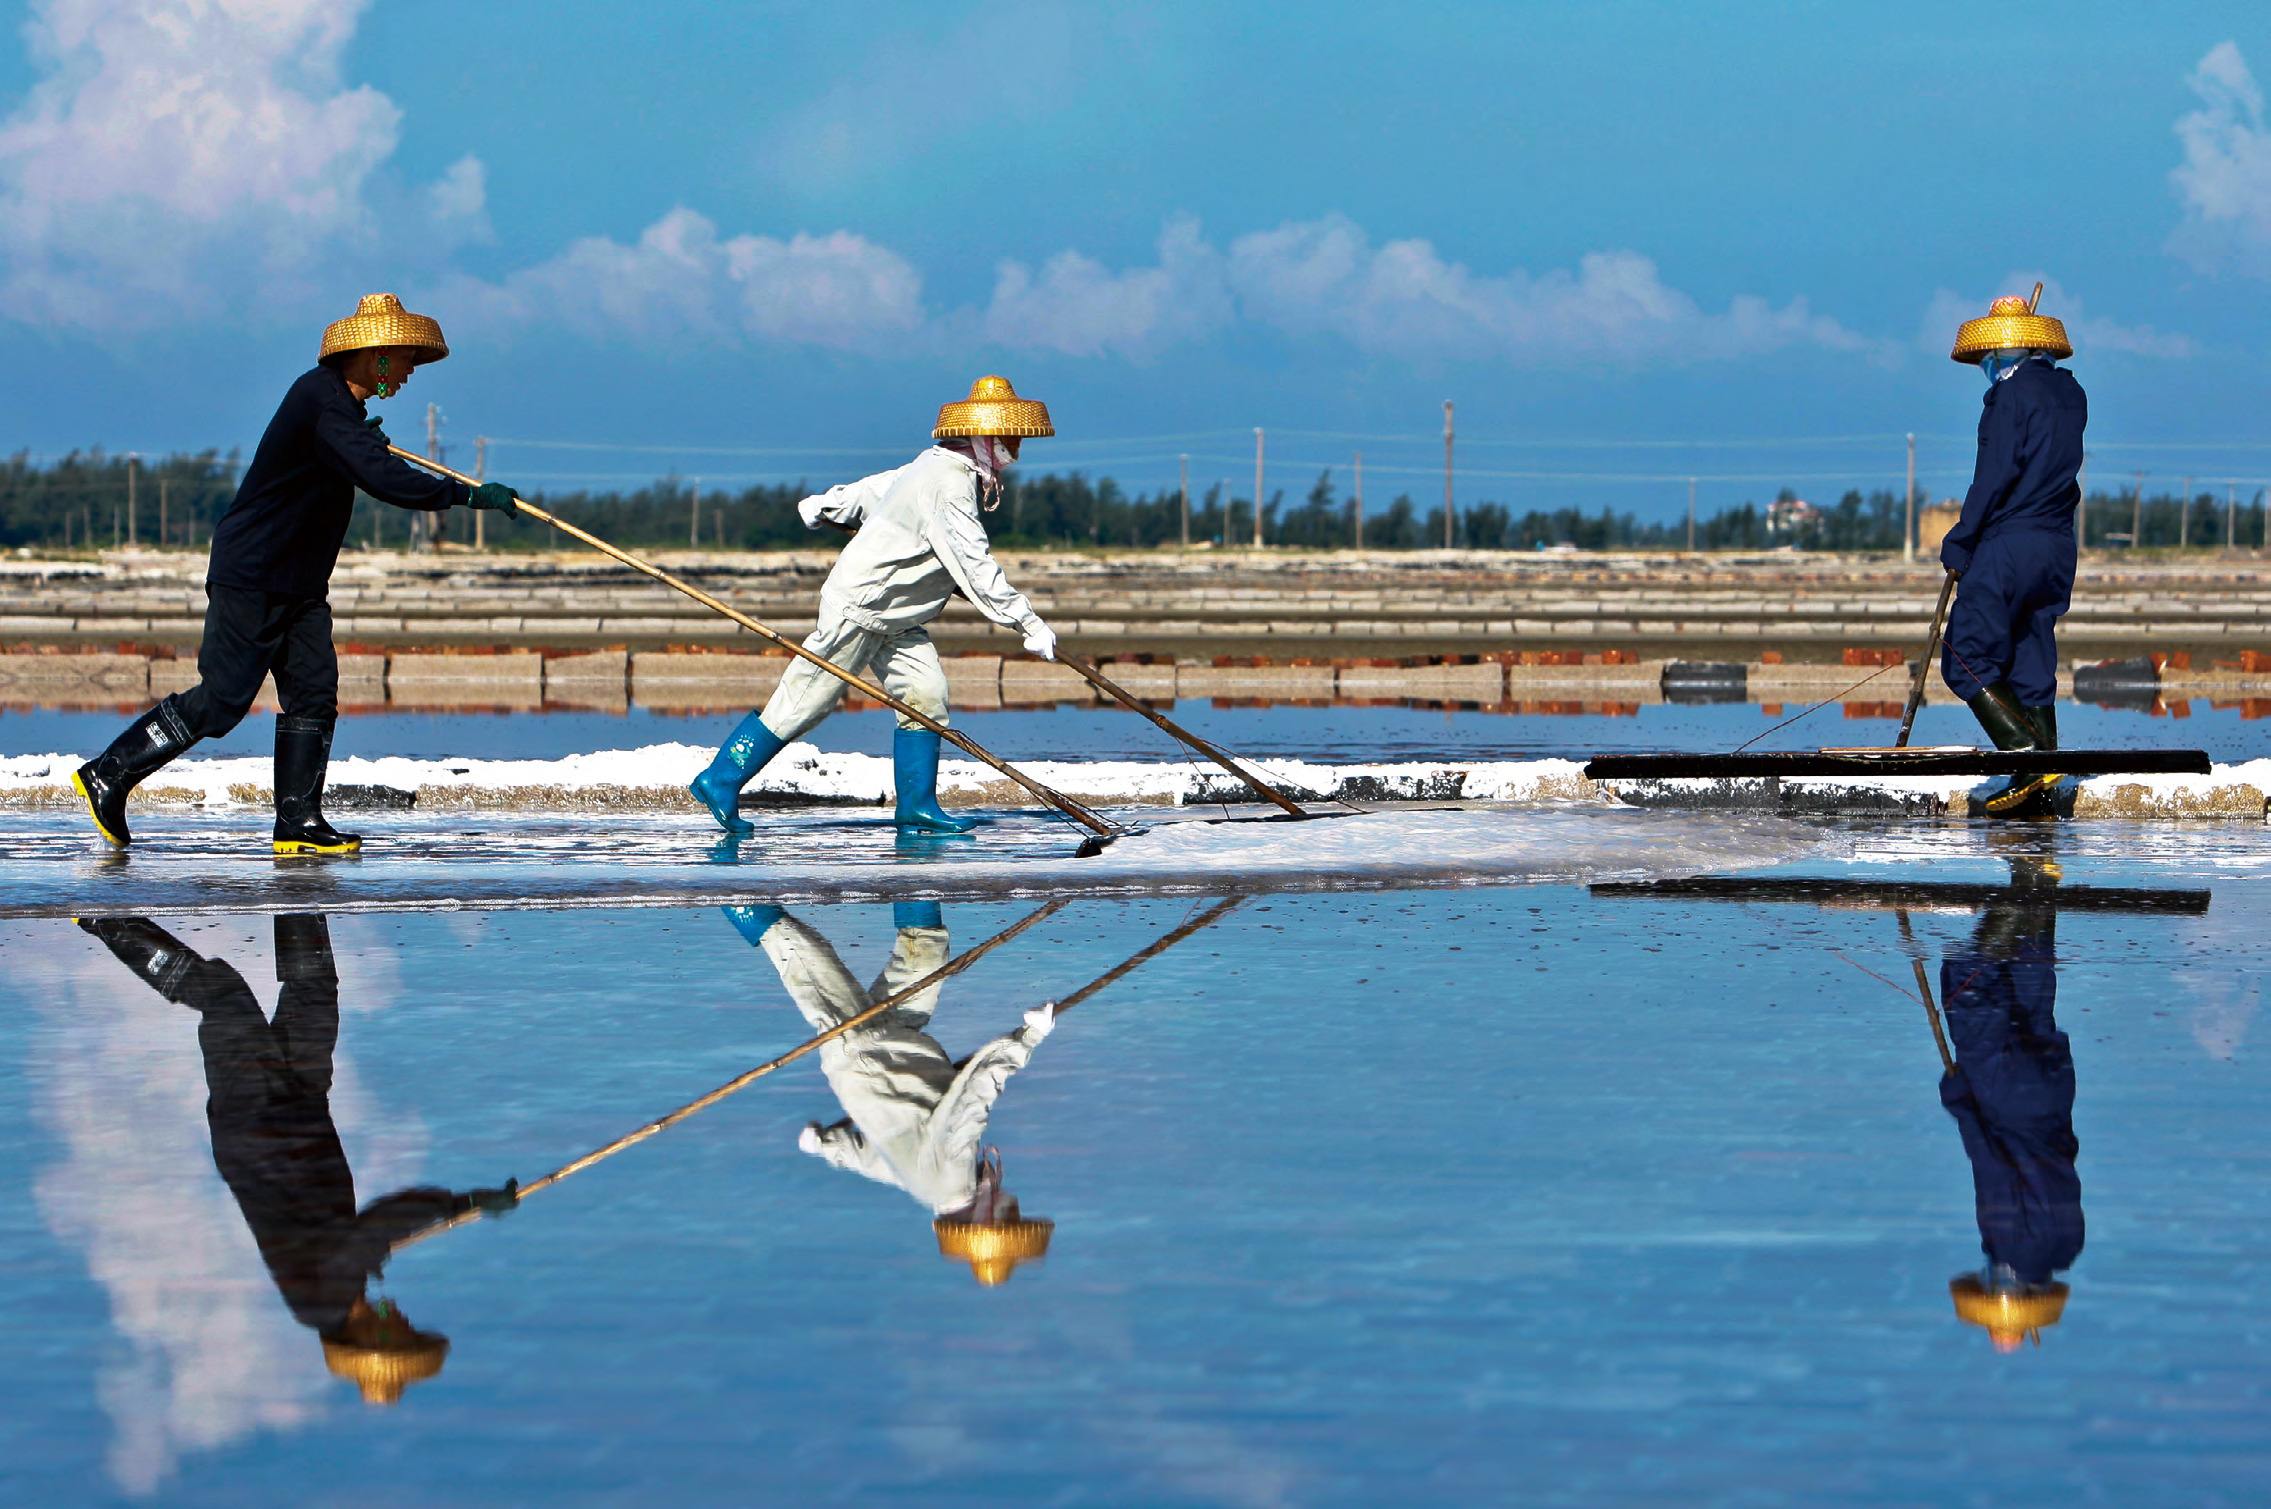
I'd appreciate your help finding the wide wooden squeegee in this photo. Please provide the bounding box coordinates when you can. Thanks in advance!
[1583,747,2212,780]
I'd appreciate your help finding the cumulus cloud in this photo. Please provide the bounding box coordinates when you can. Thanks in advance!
[1918,276,2194,360]
[983,216,1232,357]
[0,0,477,328]
[2170,41,2271,271]
[436,207,924,349]
[1227,216,1874,363]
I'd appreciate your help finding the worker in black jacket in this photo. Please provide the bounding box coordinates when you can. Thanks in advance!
[1939,289,2084,816]
[71,294,518,852]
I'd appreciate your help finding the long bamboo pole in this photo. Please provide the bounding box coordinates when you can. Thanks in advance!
[392,898,1070,1253]
[1049,896,1243,1017]
[1896,571,1957,748]
[388,446,1118,837]
[1055,653,1305,816]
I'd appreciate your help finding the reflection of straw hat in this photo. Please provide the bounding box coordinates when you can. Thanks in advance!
[320,292,450,365]
[321,1302,450,1405]
[934,1217,1054,1286]
[932,375,1054,439]
[1949,1275,2069,1352]
[1950,293,2072,363]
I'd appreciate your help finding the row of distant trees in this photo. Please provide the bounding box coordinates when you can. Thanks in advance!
[4,448,2265,554]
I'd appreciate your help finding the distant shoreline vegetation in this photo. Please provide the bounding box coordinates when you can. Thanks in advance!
[5,449,2263,554]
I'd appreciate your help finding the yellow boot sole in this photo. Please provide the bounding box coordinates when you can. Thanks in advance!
[273,836,363,855]
[72,770,128,847]
[1984,772,2064,815]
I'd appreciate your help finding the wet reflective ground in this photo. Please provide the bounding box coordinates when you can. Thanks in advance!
[3,829,2268,1504]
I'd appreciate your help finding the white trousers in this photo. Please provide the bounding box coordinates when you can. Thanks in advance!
[757,616,949,740]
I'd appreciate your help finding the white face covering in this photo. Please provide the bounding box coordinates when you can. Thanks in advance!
[950,436,1014,509]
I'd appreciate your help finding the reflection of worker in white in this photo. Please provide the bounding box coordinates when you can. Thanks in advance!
[723,900,1056,1283]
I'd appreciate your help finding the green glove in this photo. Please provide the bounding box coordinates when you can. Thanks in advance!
[468,1178,519,1216]
[363,415,387,437]
[468,481,518,514]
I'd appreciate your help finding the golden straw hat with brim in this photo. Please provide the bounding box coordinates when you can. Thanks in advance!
[933,375,1054,439]
[1950,286,2072,363]
[320,292,450,366]
[934,1216,1054,1286]
[1949,1275,2069,1352]
[322,1332,450,1405]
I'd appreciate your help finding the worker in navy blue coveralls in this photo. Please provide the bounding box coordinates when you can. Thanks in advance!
[74,912,516,1403]
[1938,855,2083,1349]
[1939,291,2085,816]
[71,294,518,854]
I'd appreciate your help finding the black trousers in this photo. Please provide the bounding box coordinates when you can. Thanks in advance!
[175,586,338,738]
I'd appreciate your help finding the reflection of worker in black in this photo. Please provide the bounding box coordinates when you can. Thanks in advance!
[1937,856,2082,1350]
[76,914,516,1403]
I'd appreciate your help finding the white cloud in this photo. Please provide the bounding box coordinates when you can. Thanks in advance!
[1919,276,2194,361]
[983,216,1231,357]
[0,0,475,328]
[1226,216,1876,363]
[437,208,923,349]
[2170,41,2271,271]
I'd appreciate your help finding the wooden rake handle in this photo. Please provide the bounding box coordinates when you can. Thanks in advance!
[1056,653,1306,817]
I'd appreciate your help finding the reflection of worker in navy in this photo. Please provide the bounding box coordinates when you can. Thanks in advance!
[1938,864,2083,1349]
[1939,290,2085,816]
[76,914,515,1403]
[722,902,1057,1282]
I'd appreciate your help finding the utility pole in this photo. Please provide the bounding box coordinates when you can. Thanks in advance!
[1442,400,1455,548]
[690,476,701,548]
[158,477,168,547]
[1252,427,1265,547]
[2179,475,2192,550]
[2228,481,2238,552]
[1903,433,1916,563]
[423,402,443,553]
[1353,450,1365,549]
[1179,453,1190,547]
[2077,456,2089,545]
[2131,470,2145,548]
[473,436,488,551]
[1686,476,1697,553]
[125,453,138,548]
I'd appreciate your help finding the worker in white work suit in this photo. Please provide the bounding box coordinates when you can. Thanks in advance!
[721,900,1058,1284]
[689,376,1062,836]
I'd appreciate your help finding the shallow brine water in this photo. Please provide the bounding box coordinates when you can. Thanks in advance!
[2,822,2267,1505]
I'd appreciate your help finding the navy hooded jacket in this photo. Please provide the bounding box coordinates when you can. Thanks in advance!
[1939,361,2087,576]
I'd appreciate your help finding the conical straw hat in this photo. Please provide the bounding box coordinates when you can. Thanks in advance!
[1950,292,2071,363]
[933,375,1053,439]
[934,1216,1053,1286]
[321,1332,450,1405]
[1949,1275,2069,1352]
[320,292,450,365]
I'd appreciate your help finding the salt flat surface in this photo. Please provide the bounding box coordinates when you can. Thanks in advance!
[0,804,1823,918]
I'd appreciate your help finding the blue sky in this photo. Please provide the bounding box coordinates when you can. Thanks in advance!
[3,1,2269,520]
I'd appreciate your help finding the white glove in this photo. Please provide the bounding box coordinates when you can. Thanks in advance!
[1020,617,1058,662]
[1022,1001,1058,1040]
[797,1123,824,1155]
[796,495,827,530]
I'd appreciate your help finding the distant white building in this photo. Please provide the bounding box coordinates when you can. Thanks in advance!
[1766,496,1820,536]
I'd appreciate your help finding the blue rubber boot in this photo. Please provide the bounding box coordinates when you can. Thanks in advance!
[721,903,786,945]
[892,726,977,834]
[690,712,787,835]
[893,900,945,931]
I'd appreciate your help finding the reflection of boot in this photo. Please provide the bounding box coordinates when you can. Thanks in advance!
[72,695,199,847]
[722,903,786,945]
[76,915,202,1001]
[275,913,337,982]
[690,712,786,835]
[273,717,361,854]
[1985,701,2066,817]
[893,727,976,834]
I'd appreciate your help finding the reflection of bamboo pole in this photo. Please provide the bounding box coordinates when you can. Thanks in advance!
[392,899,1068,1253]
[1050,897,1244,1018]
[1897,908,1956,1075]
[387,446,1118,838]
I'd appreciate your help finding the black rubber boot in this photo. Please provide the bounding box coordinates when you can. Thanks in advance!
[75,916,202,1001]
[2025,704,2057,751]
[72,696,199,847]
[1965,682,2039,751]
[272,716,361,854]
